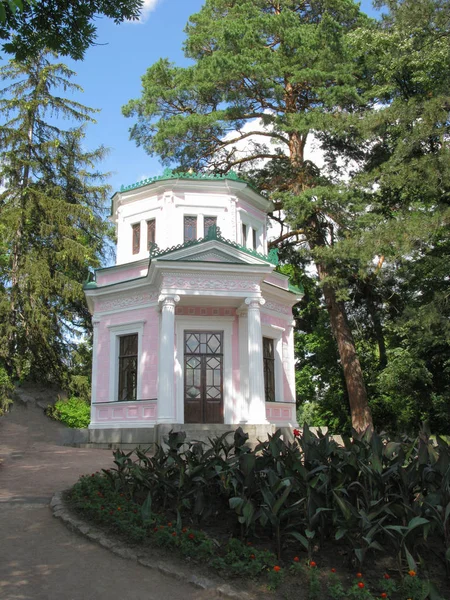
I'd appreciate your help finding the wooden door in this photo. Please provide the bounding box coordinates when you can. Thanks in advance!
[184,331,223,423]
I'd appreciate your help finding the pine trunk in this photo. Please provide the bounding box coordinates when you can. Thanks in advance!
[286,118,373,434]
[320,277,373,434]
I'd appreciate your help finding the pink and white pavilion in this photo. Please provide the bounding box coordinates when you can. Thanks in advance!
[84,170,301,445]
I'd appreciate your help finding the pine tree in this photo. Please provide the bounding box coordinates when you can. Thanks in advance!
[123,0,374,433]
[0,53,112,381]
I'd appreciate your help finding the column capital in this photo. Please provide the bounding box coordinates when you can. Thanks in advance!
[158,294,180,307]
[245,297,265,308]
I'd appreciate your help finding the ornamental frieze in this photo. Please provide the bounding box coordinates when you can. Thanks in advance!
[263,300,291,315]
[162,272,260,292]
[95,291,158,312]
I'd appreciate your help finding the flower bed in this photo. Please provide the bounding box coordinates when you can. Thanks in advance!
[67,426,450,598]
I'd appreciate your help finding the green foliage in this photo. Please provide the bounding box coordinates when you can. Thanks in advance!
[0,363,13,415]
[0,53,113,383]
[47,397,90,429]
[80,427,450,586]
[0,0,143,59]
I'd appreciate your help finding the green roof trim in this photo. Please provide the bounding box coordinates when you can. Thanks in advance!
[118,168,260,195]
[149,225,278,266]
[288,281,304,295]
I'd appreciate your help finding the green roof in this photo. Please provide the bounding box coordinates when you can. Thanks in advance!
[118,168,259,195]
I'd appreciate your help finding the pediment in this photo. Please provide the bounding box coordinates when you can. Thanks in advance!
[156,239,271,266]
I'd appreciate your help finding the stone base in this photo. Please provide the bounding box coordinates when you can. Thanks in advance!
[74,423,298,450]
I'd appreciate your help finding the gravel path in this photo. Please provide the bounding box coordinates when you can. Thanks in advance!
[0,400,220,600]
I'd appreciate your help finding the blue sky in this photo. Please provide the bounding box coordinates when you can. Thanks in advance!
[61,0,382,195]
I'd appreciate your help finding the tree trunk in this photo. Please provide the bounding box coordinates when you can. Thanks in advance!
[320,277,373,435]
[286,121,373,435]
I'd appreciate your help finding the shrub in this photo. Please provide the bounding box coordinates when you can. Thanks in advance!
[47,396,90,428]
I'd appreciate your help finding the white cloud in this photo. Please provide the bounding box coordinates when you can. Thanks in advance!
[129,0,161,24]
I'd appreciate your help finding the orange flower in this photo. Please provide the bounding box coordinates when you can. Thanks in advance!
[247,542,252,546]
[331,568,336,573]
[117,506,121,511]
[358,582,365,589]
[189,533,195,540]
[384,574,391,580]
[356,572,363,578]
[172,532,177,537]
[310,561,317,568]
[182,527,187,533]
[408,570,416,577]
[168,522,173,527]
[250,554,255,560]
[381,594,387,599]
[153,527,158,532]
[273,566,281,572]
[293,556,300,562]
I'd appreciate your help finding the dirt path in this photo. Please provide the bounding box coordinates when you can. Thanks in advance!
[0,401,217,600]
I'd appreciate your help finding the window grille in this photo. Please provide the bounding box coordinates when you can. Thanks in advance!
[132,223,140,255]
[147,219,156,249]
[242,223,247,247]
[263,337,275,402]
[184,216,197,242]
[118,334,138,401]
[204,216,217,237]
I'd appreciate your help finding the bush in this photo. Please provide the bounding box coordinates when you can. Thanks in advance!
[47,396,90,428]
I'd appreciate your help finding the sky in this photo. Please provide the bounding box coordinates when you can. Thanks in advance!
[57,0,384,196]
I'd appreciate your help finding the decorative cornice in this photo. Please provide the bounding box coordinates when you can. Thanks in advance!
[118,168,259,194]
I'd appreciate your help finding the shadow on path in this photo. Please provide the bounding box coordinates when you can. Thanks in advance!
[0,401,217,600]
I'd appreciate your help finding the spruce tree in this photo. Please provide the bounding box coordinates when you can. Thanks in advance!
[0,52,112,381]
[123,0,374,433]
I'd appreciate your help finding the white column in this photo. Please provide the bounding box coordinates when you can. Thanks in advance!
[157,294,180,423]
[90,319,100,416]
[237,309,249,423]
[245,297,268,424]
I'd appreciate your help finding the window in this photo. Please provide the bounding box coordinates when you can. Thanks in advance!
[204,216,217,237]
[147,219,156,249]
[252,228,257,251]
[132,223,140,255]
[184,216,197,242]
[118,334,138,401]
[242,223,247,247]
[263,337,275,402]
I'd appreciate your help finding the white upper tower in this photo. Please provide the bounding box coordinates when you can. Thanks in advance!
[110,169,272,266]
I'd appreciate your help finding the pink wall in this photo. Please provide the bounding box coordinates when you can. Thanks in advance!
[94,306,159,403]
[92,400,157,425]
[266,402,295,425]
[96,264,148,286]
[261,311,295,403]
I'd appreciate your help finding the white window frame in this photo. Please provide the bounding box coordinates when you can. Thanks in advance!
[175,317,234,424]
[261,324,284,402]
[108,321,145,402]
